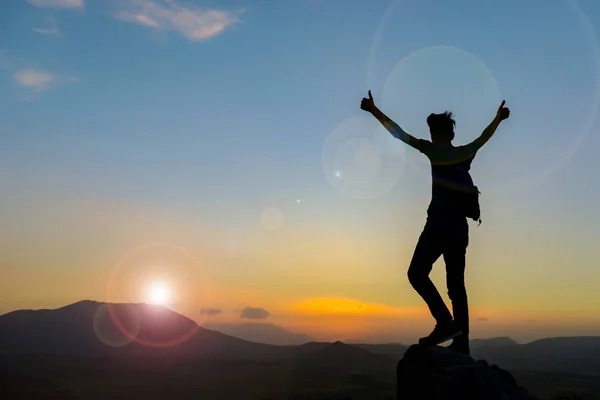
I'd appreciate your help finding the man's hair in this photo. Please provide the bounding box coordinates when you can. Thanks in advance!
[427,111,456,141]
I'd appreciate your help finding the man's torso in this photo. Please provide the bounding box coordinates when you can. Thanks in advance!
[415,140,477,218]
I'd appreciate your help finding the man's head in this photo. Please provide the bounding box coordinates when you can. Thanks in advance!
[427,111,455,142]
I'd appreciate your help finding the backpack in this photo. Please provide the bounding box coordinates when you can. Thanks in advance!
[460,184,481,225]
[453,163,482,225]
[437,145,482,225]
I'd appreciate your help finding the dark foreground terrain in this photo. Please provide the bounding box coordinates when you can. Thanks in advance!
[1,301,599,400]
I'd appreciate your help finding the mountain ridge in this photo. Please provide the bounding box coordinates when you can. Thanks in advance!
[2,301,600,398]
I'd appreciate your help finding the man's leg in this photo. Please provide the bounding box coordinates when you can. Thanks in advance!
[444,218,470,354]
[408,220,459,344]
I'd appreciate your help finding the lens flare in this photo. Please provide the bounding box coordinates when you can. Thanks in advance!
[367,0,600,193]
[259,206,285,231]
[105,242,213,348]
[380,44,501,183]
[322,115,406,200]
[93,303,141,348]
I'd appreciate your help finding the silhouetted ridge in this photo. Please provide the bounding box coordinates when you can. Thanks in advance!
[470,336,518,350]
[353,342,410,359]
[291,341,396,399]
[297,340,396,375]
[317,341,379,361]
[527,336,600,350]
[0,301,282,360]
[396,344,538,399]
[472,336,600,376]
[293,341,331,355]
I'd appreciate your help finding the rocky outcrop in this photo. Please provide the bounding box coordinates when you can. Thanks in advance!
[397,344,538,400]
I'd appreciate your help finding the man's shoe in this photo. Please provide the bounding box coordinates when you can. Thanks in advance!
[447,339,470,356]
[418,321,462,346]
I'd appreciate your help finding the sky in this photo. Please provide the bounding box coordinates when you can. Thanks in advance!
[1,0,600,345]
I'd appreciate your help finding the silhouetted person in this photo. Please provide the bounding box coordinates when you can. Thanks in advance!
[360,91,510,355]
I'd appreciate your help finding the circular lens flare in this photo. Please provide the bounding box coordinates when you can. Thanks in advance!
[105,242,213,349]
[260,206,285,231]
[367,0,600,193]
[322,115,407,200]
[93,303,141,348]
[380,44,501,182]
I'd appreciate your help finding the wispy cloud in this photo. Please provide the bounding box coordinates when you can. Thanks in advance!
[240,306,270,320]
[33,16,61,36]
[27,0,84,9]
[13,68,79,96]
[13,68,55,92]
[200,307,222,316]
[33,27,61,35]
[115,0,244,42]
[116,11,159,28]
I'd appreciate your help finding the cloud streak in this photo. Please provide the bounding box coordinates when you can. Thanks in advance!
[27,0,84,9]
[200,308,222,316]
[33,27,61,36]
[240,307,270,320]
[13,68,79,97]
[115,0,243,42]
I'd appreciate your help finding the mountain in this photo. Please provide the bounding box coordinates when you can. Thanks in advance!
[291,341,397,398]
[351,338,516,360]
[0,300,283,361]
[473,336,600,376]
[352,343,409,360]
[293,341,332,355]
[470,336,518,350]
[0,302,399,399]
[203,322,314,346]
[2,301,600,399]
[294,340,397,380]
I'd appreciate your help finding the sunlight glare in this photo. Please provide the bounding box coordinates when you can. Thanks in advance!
[148,281,170,305]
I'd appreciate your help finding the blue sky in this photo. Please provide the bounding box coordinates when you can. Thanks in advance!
[1,0,600,343]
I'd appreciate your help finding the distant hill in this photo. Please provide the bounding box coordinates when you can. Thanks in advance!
[473,336,600,376]
[0,300,283,361]
[291,341,397,398]
[203,322,314,346]
[299,341,395,370]
[349,338,517,360]
[470,336,518,350]
[352,343,409,360]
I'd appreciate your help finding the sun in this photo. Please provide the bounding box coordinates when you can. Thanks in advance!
[148,281,170,305]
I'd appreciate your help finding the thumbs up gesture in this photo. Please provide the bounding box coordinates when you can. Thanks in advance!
[496,100,510,121]
[360,90,376,113]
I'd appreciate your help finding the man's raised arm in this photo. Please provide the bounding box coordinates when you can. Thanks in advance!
[463,100,511,156]
[360,90,422,150]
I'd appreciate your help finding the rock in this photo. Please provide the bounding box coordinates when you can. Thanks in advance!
[397,344,538,400]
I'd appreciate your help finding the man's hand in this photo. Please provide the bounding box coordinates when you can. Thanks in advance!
[359,91,421,149]
[464,100,511,154]
[496,100,510,121]
[360,90,376,113]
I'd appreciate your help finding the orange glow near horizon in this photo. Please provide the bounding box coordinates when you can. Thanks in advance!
[289,297,423,317]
